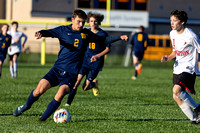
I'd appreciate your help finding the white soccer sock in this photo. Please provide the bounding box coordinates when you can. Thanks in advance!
[179,91,199,109]
[13,62,17,73]
[180,102,196,121]
[10,66,14,77]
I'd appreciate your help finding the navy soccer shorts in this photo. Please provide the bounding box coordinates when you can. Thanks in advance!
[132,50,144,61]
[42,67,77,89]
[79,66,99,82]
[0,55,6,63]
[173,72,196,92]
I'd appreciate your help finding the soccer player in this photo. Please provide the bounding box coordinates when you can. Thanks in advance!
[161,10,200,124]
[0,24,11,77]
[13,9,127,121]
[65,12,128,106]
[8,21,28,78]
[130,25,148,80]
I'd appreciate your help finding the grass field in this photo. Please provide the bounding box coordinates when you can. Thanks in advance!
[1,60,200,132]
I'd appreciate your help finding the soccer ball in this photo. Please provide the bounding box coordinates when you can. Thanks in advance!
[53,109,71,123]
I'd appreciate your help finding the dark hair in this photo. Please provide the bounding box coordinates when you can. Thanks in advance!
[1,23,9,32]
[170,10,188,25]
[138,25,144,31]
[12,21,19,28]
[87,12,104,25]
[72,9,87,20]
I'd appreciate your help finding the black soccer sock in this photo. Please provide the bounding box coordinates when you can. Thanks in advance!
[41,99,61,121]
[134,70,138,77]
[67,89,77,105]
[90,81,96,88]
[26,89,39,109]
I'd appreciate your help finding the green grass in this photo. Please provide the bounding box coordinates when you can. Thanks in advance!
[1,61,200,132]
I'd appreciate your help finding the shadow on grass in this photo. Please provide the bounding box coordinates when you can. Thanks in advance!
[73,118,188,123]
[0,114,13,116]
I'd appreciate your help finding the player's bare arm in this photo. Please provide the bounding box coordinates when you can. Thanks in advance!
[90,47,110,62]
[161,51,176,62]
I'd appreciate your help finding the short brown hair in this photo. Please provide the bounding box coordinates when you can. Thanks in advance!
[87,12,104,25]
[72,9,87,20]
[170,10,188,25]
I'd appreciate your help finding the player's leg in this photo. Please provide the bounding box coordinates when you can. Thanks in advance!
[39,84,70,121]
[9,55,14,78]
[173,85,196,122]
[173,73,200,123]
[13,79,51,116]
[132,54,139,80]
[12,53,19,77]
[82,79,92,91]
[82,70,99,96]
[0,61,3,77]
[65,74,84,106]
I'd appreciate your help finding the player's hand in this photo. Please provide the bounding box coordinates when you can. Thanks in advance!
[161,56,168,62]
[90,55,99,62]
[9,46,11,52]
[35,32,42,39]
[120,35,129,41]
[14,38,20,43]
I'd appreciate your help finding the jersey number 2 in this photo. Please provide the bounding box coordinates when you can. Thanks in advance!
[74,39,79,47]
[1,43,5,48]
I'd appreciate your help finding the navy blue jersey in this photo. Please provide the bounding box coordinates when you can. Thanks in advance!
[39,25,112,75]
[39,25,88,74]
[130,32,148,52]
[0,33,11,56]
[82,28,111,70]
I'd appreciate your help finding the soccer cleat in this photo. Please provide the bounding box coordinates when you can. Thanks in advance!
[13,104,27,116]
[191,121,197,124]
[13,72,17,78]
[38,117,45,122]
[92,79,99,96]
[185,87,196,95]
[63,103,70,107]
[194,105,200,124]
[137,64,142,75]
[131,76,137,80]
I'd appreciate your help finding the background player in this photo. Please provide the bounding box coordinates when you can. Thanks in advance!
[0,24,11,77]
[65,12,128,106]
[161,10,200,124]
[8,21,28,78]
[130,26,148,80]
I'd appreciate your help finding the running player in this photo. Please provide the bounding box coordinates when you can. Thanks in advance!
[13,9,128,121]
[8,21,28,78]
[161,10,200,124]
[65,12,128,106]
[0,24,11,77]
[130,25,148,80]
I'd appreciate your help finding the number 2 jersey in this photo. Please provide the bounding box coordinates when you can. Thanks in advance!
[82,28,111,71]
[0,33,11,57]
[39,25,110,75]
[170,27,200,74]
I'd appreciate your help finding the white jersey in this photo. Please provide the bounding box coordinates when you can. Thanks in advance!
[170,27,200,74]
[7,29,27,55]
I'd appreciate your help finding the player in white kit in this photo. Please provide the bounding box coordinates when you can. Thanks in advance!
[161,10,200,124]
[8,21,27,78]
